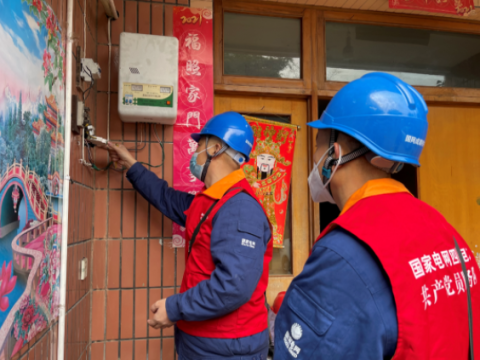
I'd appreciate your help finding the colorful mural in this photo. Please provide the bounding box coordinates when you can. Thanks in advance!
[0,0,64,357]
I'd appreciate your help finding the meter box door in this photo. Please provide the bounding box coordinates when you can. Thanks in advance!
[119,32,178,124]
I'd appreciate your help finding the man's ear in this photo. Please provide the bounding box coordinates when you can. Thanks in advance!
[334,142,342,160]
[215,142,223,154]
[210,141,222,156]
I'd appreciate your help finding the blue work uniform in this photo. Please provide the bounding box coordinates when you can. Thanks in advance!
[274,228,398,359]
[127,163,271,360]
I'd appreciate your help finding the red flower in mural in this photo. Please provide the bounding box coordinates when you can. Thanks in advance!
[0,261,17,311]
[43,49,52,76]
[32,0,42,12]
[45,8,58,36]
[19,295,30,314]
[21,305,36,332]
[40,282,50,298]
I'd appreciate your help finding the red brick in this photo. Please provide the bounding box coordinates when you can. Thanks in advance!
[106,290,120,340]
[125,1,138,33]
[121,290,134,338]
[107,240,121,288]
[94,190,107,239]
[122,191,135,238]
[136,240,148,287]
[139,3,151,35]
[152,5,164,36]
[135,289,148,338]
[108,191,121,238]
[91,291,105,341]
[120,340,133,360]
[149,239,162,287]
[121,240,134,288]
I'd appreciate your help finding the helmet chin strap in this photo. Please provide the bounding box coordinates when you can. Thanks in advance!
[200,136,228,182]
[322,130,370,180]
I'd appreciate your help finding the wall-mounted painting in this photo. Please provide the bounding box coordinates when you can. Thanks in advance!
[0,0,65,357]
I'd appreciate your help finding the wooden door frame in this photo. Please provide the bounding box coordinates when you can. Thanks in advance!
[214,94,311,304]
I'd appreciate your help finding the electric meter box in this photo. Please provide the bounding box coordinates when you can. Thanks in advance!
[118,32,178,124]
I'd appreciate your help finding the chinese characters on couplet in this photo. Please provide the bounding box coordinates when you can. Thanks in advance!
[184,33,201,51]
[186,60,201,76]
[409,247,477,310]
[173,7,213,248]
[187,138,198,155]
[186,85,201,103]
[186,111,201,129]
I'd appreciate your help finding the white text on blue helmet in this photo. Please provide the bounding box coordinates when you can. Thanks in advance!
[405,135,425,147]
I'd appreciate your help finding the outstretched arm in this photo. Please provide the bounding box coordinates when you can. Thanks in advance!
[107,142,194,226]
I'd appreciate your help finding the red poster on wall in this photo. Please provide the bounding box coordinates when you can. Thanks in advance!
[172,7,213,248]
[242,116,297,248]
[389,0,474,16]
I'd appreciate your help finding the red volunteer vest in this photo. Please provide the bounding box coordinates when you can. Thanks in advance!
[316,192,480,359]
[177,178,273,338]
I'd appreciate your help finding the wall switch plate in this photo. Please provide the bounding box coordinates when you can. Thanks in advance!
[71,96,85,135]
[77,100,84,127]
[81,58,102,82]
[79,258,88,280]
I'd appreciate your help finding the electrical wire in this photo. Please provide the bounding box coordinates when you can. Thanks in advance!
[124,123,147,151]
[107,17,111,142]
[152,124,165,168]
[86,124,165,171]
[80,64,95,105]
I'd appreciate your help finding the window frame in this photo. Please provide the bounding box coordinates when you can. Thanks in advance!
[319,10,480,103]
[214,0,314,93]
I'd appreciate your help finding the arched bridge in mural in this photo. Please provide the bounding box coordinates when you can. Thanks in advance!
[0,162,49,236]
[0,161,52,278]
[0,163,61,358]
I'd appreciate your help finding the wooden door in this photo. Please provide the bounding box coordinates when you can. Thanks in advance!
[418,105,480,261]
[214,94,310,304]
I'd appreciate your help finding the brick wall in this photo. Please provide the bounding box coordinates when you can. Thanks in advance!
[90,1,194,359]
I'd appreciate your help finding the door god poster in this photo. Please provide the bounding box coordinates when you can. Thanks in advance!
[242,116,297,248]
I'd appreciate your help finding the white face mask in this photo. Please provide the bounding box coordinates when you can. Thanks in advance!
[308,145,342,204]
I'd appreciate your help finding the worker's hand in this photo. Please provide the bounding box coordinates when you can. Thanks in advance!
[147,298,174,329]
[106,142,137,170]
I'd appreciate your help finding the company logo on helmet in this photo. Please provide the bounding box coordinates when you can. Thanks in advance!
[405,135,425,147]
[245,140,253,148]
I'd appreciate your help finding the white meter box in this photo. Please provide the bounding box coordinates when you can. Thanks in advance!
[119,33,178,124]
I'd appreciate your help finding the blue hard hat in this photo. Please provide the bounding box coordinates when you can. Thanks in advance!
[308,72,429,166]
[191,112,254,161]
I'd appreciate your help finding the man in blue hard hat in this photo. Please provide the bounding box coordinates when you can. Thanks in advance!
[274,73,480,359]
[106,112,273,359]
